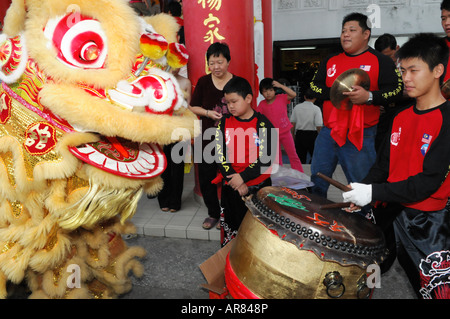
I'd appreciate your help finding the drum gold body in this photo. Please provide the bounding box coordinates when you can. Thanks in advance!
[229,212,370,299]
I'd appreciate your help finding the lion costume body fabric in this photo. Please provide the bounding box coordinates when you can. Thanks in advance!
[0,0,196,298]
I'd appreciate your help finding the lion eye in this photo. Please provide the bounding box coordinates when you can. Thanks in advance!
[44,14,108,69]
[80,41,100,61]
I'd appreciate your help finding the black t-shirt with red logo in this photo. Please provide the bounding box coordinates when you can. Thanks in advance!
[363,101,450,211]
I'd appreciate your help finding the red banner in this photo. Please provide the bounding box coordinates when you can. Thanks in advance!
[183,0,255,94]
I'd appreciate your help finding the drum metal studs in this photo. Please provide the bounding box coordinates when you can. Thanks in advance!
[323,271,346,298]
[246,189,386,299]
[252,193,386,264]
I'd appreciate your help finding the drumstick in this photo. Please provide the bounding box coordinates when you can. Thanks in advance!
[316,172,352,192]
[316,173,354,210]
[320,202,352,210]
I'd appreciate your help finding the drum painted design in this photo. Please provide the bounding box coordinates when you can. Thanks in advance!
[226,186,387,299]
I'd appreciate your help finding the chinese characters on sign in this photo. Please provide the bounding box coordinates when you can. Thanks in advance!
[198,0,225,44]
[24,122,57,155]
[184,0,255,94]
[198,0,222,11]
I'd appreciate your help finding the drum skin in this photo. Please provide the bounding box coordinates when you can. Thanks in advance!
[227,186,387,299]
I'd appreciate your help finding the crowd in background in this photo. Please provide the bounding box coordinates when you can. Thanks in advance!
[130,0,450,299]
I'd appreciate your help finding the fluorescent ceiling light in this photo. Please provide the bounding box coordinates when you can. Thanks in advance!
[281,46,317,51]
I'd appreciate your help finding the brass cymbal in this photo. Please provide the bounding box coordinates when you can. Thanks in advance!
[441,79,450,100]
[330,68,371,110]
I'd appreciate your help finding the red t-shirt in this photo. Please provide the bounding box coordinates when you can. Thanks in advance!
[365,101,450,211]
[215,112,275,186]
[310,48,402,150]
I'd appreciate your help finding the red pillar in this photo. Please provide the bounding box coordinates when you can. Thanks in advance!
[0,0,12,31]
[183,0,255,92]
[262,0,273,78]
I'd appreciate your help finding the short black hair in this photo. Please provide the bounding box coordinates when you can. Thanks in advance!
[223,76,253,99]
[342,12,371,34]
[167,1,182,16]
[441,0,450,11]
[375,33,397,52]
[304,88,315,100]
[397,33,449,83]
[259,78,274,94]
[206,42,231,62]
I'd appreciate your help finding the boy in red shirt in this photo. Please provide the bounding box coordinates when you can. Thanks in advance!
[344,34,450,299]
[214,77,276,247]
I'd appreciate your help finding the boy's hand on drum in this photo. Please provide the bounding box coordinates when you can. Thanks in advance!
[342,183,372,207]
[236,183,249,196]
[227,173,245,190]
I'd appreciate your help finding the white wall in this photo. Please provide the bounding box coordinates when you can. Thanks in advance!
[273,0,445,43]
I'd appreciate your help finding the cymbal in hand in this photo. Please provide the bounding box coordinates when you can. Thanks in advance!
[330,68,370,110]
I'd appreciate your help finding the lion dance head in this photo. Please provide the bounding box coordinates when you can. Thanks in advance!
[0,0,197,298]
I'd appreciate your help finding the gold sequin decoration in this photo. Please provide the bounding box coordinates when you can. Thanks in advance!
[104,261,118,278]
[0,151,16,186]
[66,175,90,196]
[0,88,65,181]
[88,247,99,261]
[0,242,15,254]
[53,265,63,286]
[44,225,58,252]
[13,249,23,261]
[9,200,23,219]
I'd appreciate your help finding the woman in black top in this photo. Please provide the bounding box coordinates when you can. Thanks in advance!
[189,42,234,229]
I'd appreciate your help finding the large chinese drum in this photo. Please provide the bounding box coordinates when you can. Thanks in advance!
[225,186,387,299]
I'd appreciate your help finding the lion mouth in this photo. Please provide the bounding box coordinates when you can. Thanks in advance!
[69,135,166,179]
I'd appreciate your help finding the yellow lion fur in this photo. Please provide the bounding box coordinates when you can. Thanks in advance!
[0,0,196,298]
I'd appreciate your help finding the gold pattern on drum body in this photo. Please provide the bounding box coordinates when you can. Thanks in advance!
[229,213,368,299]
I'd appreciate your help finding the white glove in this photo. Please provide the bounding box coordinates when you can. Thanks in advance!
[342,183,372,207]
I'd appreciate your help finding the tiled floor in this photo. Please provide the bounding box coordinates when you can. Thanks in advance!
[131,164,349,241]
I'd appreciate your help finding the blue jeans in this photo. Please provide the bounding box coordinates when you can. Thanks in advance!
[311,125,377,198]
